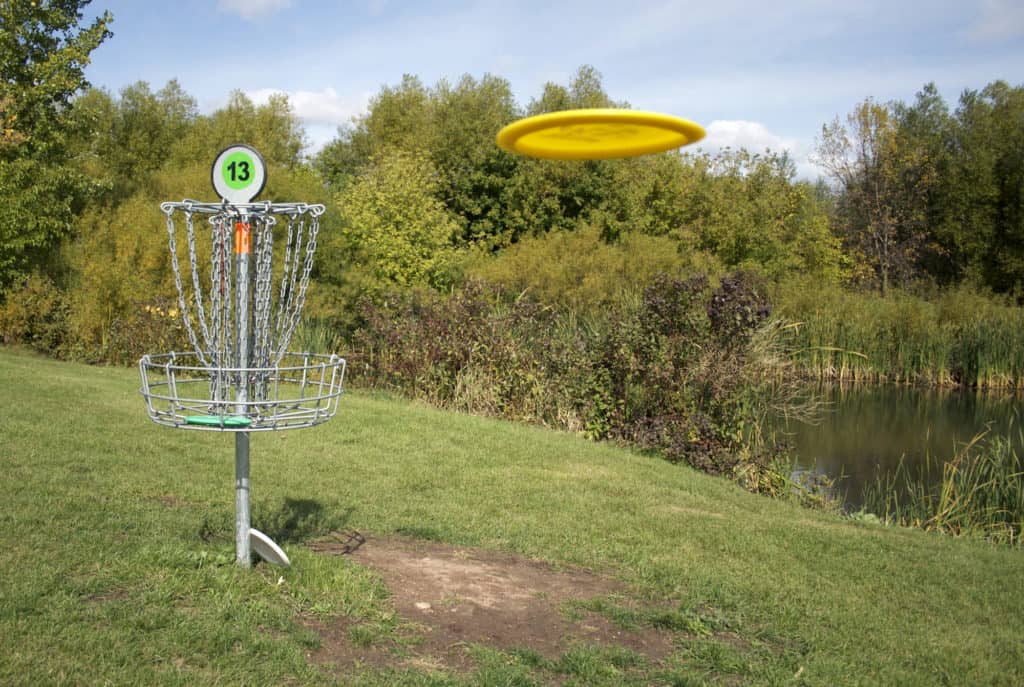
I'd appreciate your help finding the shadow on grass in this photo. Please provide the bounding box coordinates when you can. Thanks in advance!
[198,497,354,544]
[257,498,355,543]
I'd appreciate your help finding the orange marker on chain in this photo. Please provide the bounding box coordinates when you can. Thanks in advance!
[234,222,251,254]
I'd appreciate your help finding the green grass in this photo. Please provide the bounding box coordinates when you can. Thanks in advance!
[1,348,1023,685]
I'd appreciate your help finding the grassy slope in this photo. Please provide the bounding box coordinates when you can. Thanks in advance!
[0,348,1021,685]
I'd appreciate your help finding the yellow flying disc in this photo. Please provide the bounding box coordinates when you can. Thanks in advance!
[496,108,705,160]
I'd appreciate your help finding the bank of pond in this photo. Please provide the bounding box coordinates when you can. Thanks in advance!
[778,383,1023,545]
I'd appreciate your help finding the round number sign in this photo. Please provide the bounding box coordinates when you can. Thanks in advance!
[211,144,267,203]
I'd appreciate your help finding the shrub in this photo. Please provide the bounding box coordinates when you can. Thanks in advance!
[346,271,787,482]
[100,298,188,366]
[0,273,71,356]
[460,225,720,314]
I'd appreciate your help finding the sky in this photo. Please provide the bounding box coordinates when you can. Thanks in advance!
[81,0,1024,180]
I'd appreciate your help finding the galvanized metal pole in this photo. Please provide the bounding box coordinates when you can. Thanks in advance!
[235,432,251,567]
[235,219,252,568]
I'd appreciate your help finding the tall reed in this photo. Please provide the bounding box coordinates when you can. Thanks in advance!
[291,318,345,355]
[774,282,1024,388]
[860,429,1024,545]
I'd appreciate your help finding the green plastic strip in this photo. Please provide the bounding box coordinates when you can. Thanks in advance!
[184,415,253,428]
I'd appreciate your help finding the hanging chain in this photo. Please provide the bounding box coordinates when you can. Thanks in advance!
[160,201,326,394]
[273,214,304,359]
[274,213,297,351]
[252,213,277,368]
[291,214,320,340]
[163,205,208,367]
[220,215,234,381]
[273,211,320,361]
[250,213,276,397]
[209,215,233,400]
[185,209,214,358]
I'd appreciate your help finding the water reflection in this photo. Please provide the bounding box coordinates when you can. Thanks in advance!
[774,385,1023,508]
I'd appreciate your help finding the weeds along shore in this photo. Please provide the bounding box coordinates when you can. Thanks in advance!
[773,282,1024,390]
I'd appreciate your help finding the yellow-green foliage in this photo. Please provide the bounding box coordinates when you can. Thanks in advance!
[679,151,847,283]
[332,149,459,290]
[0,272,68,353]
[171,91,307,171]
[68,194,179,355]
[461,225,722,312]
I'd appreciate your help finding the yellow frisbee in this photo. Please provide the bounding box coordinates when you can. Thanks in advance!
[496,108,706,160]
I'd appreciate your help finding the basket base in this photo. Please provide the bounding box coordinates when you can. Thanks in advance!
[139,351,346,432]
[185,415,253,428]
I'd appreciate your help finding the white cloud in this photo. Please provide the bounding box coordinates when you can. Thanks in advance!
[247,87,370,126]
[793,159,827,183]
[694,120,826,181]
[246,87,373,151]
[967,0,1024,41]
[698,120,796,154]
[217,0,292,21]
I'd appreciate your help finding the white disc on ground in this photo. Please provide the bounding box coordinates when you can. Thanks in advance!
[250,528,290,566]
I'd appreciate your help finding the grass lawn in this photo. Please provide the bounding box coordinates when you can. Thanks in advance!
[1,347,1021,685]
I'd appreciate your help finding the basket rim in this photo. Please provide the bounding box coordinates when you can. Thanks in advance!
[138,351,346,432]
[159,199,326,218]
[139,350,344,373]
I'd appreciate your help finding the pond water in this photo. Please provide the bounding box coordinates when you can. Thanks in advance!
[775,385,1023,508]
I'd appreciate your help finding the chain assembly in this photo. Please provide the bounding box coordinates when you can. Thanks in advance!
[161,200,324,372]
[143,200,340,432]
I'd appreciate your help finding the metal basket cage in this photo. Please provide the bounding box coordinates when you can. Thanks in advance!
[140,351,346,431]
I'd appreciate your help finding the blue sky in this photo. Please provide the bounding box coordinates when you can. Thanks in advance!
[82,0,1024,179]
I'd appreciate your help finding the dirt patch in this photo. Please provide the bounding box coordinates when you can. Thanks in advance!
[307,534,677,674]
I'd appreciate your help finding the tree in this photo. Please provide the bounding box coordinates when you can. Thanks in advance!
[818,82,1024,294]
[330,150,459,294]
[0,0,111,291]
[676,150,845,282]
[814,99,934,295]
[526,64,625,114]
[589,152,695,242]
[315,74,433,186]
[890,83,956,284]
[315,65,625,248]
[175,90,305,169]
[430,73,520,246]
[500,66,626,242]
[948,81,1024,292]
[66,80,198,202]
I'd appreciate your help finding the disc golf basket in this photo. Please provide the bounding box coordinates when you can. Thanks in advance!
[139,144,345,568]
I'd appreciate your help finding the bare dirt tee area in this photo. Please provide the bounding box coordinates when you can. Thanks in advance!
[306,534,677,675]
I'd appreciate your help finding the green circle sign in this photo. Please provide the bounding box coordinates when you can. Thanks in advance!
[211,144,267,203]
[222,151,256,190]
